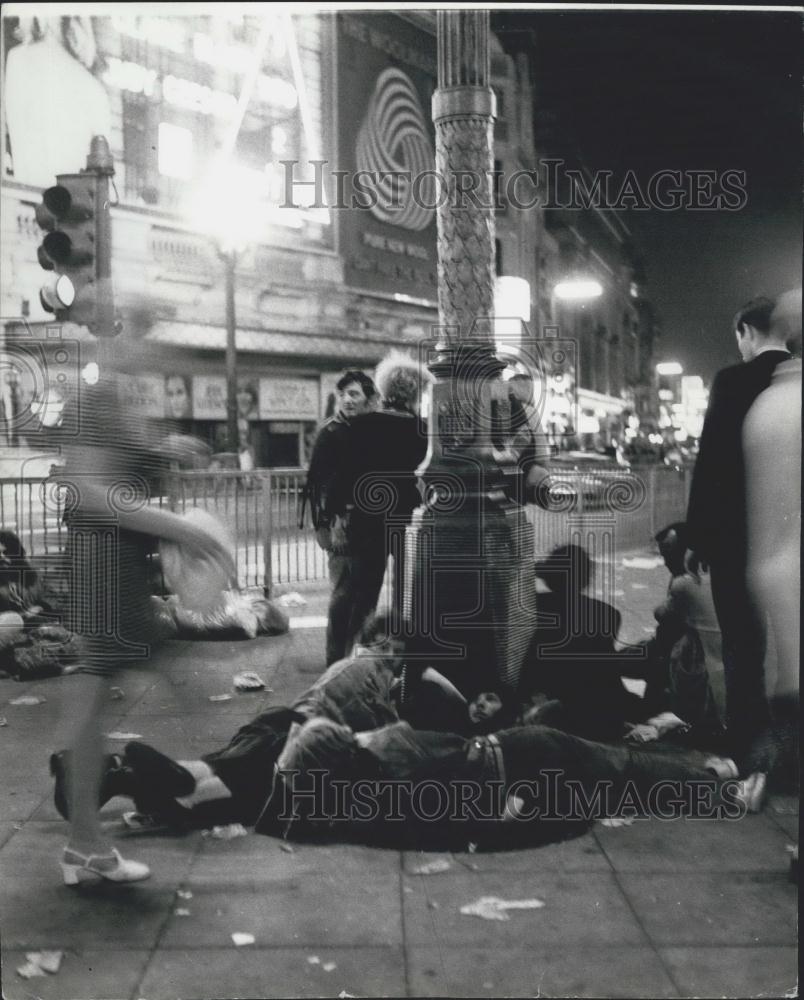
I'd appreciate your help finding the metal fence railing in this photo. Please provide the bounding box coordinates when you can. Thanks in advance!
[1,464,691,593]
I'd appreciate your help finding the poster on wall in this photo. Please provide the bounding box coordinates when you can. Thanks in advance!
[164,374,192,419]
[119,374,164,418]
[236,379,259,422]
[259,377,319,420]
[192,375,227,420]
[335,13,438,301]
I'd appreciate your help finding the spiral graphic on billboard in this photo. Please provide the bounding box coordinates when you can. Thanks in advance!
[355,67,436,231]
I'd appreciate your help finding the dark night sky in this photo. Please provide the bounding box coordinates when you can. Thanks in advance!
[492,8,803,382]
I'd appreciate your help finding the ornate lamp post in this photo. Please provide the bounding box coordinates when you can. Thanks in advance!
[403,11,537,696]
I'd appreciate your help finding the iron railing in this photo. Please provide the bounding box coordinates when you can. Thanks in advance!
[1,464,691,592]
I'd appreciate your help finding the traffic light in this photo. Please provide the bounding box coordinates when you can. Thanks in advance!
[36,172,99,327]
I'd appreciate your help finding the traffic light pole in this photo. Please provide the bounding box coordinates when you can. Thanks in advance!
[223,249,239,454]
[86,137,115,370]
[87,137,115,340]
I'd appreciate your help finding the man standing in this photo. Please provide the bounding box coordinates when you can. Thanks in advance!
[304,371,377,666]
[685,296,790,769]
[329,352,429,651]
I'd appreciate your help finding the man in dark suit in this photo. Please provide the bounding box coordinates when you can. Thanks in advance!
[685,296,790,768]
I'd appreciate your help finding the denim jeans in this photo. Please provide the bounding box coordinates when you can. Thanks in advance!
[325,548,387,666]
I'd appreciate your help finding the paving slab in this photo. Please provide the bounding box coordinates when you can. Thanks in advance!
[1,880,175,950]
[401,870,647,947]
[618,872,798,947]
[193,836,401,884]
[403,830,610,875]
[594,813,793,872]
[163,866,403,948]
[659,946,799,998]
[407,944,681,998]
[138,945,407,999]
[2,948,152,1000]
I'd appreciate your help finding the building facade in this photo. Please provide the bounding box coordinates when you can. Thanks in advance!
[1,11,658,470]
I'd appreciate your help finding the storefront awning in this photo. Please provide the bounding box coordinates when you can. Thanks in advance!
[146,321,397,364]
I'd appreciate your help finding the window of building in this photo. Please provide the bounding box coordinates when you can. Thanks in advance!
[158,121,194,180]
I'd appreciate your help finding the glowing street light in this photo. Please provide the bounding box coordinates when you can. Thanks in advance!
[656,361,683,376]
[189,160,263,451]
[554,278,603,302]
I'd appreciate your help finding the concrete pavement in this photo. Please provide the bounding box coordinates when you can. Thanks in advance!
[0,549,797,999]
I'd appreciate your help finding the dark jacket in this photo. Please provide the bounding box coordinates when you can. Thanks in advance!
[302,413,352,529]
[686,350,790,567]
[331,408,428,543]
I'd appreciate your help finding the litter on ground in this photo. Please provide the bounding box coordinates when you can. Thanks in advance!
[17,951,64,978]
[460,896,545,921]
[231,932,255,947]
[204,823,248,840]
[105,731,143,740]
[209,693,233,702]
[16,961,46,979]
[600,816,636,828]
[9,695,45,706]
[622,556,665,569]
[233,672,265,691]
[277,592,307,607]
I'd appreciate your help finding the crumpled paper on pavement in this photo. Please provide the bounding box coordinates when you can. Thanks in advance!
[277,591,307,607]
[622,556,665,569]
[233,672,266,692]
[204,823,248,840]
[231,932,255,946]
[459,896,545,921]
[17,950,63,978]
[9,695,45,706]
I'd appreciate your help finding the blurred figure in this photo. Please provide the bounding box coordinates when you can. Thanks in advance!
[55,361,233,887]
[684,296,790,769]
[505,374,551,503]
[743,288,801,795]
[303,371,378,665]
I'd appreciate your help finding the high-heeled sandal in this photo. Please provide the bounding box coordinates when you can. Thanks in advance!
[60,846,150,885]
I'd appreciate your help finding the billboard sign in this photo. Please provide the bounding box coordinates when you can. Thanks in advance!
[336,13,438,301]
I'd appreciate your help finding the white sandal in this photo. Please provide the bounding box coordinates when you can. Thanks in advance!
[60,846,150,885]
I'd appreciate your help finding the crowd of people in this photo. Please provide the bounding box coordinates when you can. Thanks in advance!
[7,289,797,886]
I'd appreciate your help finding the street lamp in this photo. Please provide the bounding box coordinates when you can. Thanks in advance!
[655,361,683,376]
[554,278,603,302]
[190,161,261,452]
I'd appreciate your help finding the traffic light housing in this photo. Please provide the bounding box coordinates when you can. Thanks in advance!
[36,172,99,327]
